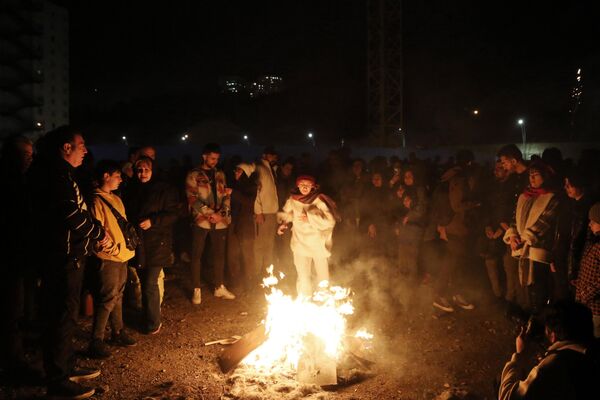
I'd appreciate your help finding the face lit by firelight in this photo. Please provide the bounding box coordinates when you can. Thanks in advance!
[297,180,314,196]
[136,161,153,183]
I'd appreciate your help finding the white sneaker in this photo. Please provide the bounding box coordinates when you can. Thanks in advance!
[433,296,454,312]
[453,294,475,310]
[214,285,236,300]
[191,288,202,305]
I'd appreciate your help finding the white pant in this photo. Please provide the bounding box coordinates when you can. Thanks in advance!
[293,253,329,298]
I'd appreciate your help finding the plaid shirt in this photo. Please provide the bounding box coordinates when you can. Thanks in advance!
[575,235,600,316]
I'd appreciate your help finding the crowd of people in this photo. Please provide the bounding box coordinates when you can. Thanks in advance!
[0,125,599,399]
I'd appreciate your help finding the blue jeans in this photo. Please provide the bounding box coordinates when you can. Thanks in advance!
[140,266,162,331]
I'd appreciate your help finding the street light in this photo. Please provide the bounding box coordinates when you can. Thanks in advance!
[517,118,526,151]
[473,109,479,115]
[242,134,249,146]
[397,128,406,148]
[307,131,315,147]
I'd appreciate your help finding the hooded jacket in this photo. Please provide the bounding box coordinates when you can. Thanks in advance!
[499,340,598,400]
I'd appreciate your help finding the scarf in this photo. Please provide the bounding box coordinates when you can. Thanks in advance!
[523,186,551,198]
[290,188,341,222]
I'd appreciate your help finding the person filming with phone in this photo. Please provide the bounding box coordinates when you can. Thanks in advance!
[498,300,599,400]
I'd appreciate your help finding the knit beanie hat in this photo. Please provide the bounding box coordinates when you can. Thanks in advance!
[589,202,600,224]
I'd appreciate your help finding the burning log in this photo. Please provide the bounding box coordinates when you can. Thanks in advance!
[218,325,267,373]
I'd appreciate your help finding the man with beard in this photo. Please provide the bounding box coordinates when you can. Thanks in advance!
[186,143,235,304]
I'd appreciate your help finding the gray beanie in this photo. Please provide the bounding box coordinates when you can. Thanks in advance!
[589,202,600,224]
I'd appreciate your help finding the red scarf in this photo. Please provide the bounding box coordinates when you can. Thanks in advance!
[290,189,341,222]
[523,186,551,198]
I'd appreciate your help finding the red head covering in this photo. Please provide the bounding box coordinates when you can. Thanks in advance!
[295,175,316,186]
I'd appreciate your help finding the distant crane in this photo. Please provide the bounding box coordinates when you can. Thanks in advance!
[366,0,403,146]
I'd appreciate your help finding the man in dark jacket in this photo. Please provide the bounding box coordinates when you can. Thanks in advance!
[433,150,480,313]
[29,126,110,399]
[498,144,530,316]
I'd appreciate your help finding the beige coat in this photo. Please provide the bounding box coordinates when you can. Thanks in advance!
[254,159,279,214]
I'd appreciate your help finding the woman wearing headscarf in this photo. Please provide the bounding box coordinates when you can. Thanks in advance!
[504,161,560,314]
[123,156,179,334]
[277,175,339,297]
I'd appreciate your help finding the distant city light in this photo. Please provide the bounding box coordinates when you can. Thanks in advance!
[122,136,126,140]
[36,122,42,127]
[473,109,479,115]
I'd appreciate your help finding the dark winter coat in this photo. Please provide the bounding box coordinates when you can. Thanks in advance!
[360,185,391,230]
[231,172,257,238]
[442,166,479,237]
[28,158,105,266]
[124,178,180,268]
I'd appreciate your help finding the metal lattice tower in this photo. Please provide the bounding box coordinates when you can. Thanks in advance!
[366,0,403,146]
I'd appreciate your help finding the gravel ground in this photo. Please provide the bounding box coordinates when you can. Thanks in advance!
[0,263,517,400]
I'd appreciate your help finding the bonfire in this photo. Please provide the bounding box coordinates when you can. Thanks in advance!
[220,265,374,392]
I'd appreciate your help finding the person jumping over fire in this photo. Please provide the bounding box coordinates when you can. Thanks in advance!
[277,175,340,298]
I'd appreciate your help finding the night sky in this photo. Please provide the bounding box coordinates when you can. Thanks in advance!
[62,1,599,146]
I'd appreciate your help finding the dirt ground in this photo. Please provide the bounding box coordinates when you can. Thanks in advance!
[0,262,518,400]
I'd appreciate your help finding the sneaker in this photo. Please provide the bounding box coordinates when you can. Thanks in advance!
[214,285,236,300]
[47,379,95,399]
[192,287,202,304]
[453,294,475,310]
[148,322,162,335]
[111,330,137,347]
[433,296,455,312]
[87,339,111,359]
[68,366,101,383]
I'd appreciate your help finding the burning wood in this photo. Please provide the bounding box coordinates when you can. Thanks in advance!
[218,325,267,373]
[219,266,374,388]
